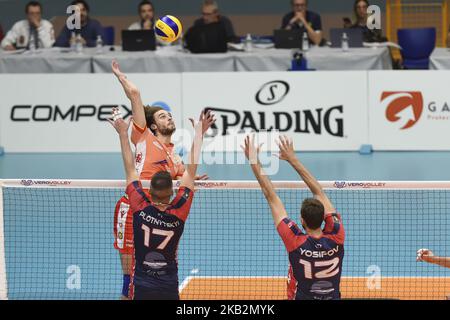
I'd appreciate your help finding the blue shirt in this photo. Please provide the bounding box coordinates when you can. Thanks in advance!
[54,18,105,48]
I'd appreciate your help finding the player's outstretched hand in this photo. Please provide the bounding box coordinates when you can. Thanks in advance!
[189,109,216,136]
[276,135,295,162]
[241,134,263,164]
[417,248,435,263]
[107,107,132,136]
[112,60,140,99]
[111,60,125,79]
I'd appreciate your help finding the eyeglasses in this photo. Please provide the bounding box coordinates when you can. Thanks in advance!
[202,12,215,16]
[293,4,306,8]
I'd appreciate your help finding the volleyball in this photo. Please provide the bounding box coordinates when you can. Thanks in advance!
[155,15,183,43]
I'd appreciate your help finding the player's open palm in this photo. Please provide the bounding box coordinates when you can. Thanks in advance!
[241,134,263,164]
[189,109,216,136]
[276,135,295,162]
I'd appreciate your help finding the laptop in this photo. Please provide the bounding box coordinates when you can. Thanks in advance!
[273,29,303,49]
[122,30,156,51]
[184,22,228,54]
[329,28,364,48]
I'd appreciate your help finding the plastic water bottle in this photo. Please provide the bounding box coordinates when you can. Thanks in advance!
[341,32,349,52]
[95,35,104,53]
[75,34,83,54]
[244,33,253,52]
[302,32,309,52]
[70,32,77,52]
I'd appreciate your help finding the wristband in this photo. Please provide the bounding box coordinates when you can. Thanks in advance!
[122,274,131,298]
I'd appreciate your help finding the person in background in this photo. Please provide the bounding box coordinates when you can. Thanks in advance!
[1,1,55,50]
[0,24,4,43]
[348,0,385,42]
[128,1,155,30]
[282,0,323,46]
[192,0,237,42]
[54,0,104,48]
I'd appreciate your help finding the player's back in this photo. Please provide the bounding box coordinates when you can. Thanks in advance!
[126,181,194,300]
[133,205,185,280]
[277,213,345,300]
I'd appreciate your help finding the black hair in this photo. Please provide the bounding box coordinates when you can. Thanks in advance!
[301,198,325,229]
[25,1,42,13]
[138,0,154,12]
[71,0,90,12]
[151,171,173,191]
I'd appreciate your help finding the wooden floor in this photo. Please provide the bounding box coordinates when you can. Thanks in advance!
[180,277,450,300]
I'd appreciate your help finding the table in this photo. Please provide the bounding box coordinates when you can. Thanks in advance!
[429,48,450,70]
[92,46,235,73]
[0,47,93,73]
[234,47,392,71]
[0,46,392,73]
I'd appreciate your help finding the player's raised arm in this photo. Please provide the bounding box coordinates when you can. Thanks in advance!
[277,135,335,213]
[417,249,450,269]
[111,60,146,129]
[179,110,216,190]
[242,135,288,226]
[108,110,139,185]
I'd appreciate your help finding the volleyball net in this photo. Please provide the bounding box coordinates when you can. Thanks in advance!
[0,179,449,300]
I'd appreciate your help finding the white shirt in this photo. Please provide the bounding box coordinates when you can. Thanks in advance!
[1,19,55,49]
[128,22,142,30]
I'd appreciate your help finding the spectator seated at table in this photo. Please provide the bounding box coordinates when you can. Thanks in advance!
[1,1,55,51]
[346,0,386,43]
[0,24,4,43]
[128,0,155,31]
[54,0,105,48]
[281,0,323,46]
[190,0,238,43]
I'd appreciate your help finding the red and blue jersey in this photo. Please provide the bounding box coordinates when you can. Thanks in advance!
[125,180,194,297]
[277,213,345,300]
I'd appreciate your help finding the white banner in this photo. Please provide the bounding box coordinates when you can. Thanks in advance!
[182,72,369,151]
[0,74,182,152]
[369,71,450,150]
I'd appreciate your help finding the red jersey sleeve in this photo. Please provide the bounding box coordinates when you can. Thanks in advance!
[113,195,134,254]
[125,180,150,213]
[322,212,345,245]
[168,186,194,222]
[277,218,307,252]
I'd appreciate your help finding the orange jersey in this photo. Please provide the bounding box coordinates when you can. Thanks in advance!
[114,122,185,255]
[131,121,185,181]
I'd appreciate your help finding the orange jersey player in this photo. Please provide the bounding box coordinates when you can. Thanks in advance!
[108,110,215,300]
[110,60,207,299]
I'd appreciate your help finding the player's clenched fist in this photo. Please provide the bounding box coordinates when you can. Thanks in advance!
[417,248,435,263]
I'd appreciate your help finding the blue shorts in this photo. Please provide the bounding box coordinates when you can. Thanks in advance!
[133,284,179,300]
[132,272,179,300]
